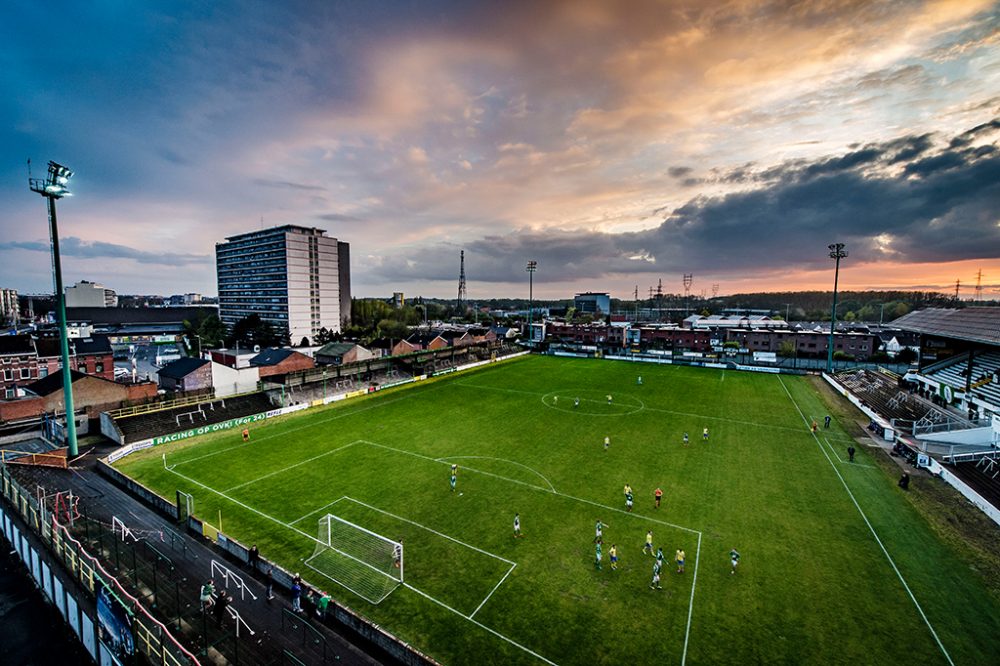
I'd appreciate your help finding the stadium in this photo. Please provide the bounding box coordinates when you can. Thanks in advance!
[3,312,1000,665]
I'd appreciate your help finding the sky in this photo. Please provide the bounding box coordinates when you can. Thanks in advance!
[2,0,999,301]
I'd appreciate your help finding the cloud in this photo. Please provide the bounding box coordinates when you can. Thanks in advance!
[0,237,210,266]
[252,178,327,191]
[363,119,1000,285]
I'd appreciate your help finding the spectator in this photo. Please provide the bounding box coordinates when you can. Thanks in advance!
[898,473,910,490]
[200,580,215,610]
[291,580,303,613]
[317,592,331,619]
[214,591,231,628]
[248,544,259,571]
[265,567,274,602]
[847,446,856,462]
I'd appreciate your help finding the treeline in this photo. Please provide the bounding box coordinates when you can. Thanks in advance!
[717,290,955,322]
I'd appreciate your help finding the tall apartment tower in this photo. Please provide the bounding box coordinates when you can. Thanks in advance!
[216,225,351,344]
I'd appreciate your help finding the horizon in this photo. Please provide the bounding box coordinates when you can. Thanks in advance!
[3,2,999,300]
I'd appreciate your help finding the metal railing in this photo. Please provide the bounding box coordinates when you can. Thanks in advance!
[0,463,199,665]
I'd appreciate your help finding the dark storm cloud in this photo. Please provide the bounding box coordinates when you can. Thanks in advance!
[370,119,1000,283]
[0,237,209,266]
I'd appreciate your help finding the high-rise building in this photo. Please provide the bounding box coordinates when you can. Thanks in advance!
[65,280,117,308]
[216,225,351,343]
[0,288,18,324]
[575,292,611,315]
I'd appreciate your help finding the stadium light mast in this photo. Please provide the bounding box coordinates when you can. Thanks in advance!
[526,260,537,345]
[29,160,79,457]
[826,243,848,375]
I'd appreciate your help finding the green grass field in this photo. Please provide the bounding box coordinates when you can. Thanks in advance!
[115,355,1000,665]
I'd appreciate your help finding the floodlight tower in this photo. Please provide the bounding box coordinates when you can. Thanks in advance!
[683,273,693,316]
[525,261,538,343]
[457,250,468,313]
[29,161,79,456]
[826,243,848,374]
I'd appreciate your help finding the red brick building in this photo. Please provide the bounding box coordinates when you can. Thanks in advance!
[0,369,157,422]
[250,348,316,379]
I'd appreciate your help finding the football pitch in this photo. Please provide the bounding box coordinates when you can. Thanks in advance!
[115,355,1000,665]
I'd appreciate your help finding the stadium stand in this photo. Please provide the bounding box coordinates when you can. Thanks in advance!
[951,454,1000,510]
[836,369,955,432]
[920,351,1000,409]
[113,392,274,444]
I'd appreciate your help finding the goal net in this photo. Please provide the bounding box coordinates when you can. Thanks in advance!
[304,514,403,604]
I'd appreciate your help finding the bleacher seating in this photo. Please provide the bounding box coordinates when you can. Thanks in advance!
[837,369,952,428]
[922,351,1000,409]
[114,393,274,444]
[952,455,1000,511]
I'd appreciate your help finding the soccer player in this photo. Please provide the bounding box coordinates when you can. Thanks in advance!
[650,570,662,590]
[607,394,613,405]
[513,513,522,538]
[623,483,632,498]
[625,491,633,512]
[643,530,653,555]
[574,397,580,409]
[824,415,831,428]
[594,519,604,543]
[595,542,603,570]
[393,539,403,569]
[604,436,610,451]
[553,395,558,405]
[703,427,709,441]
[683,432,689,446]
[730,548,740,574]
[676,548,685,574]
[811,419,818,433]
[242,428,250,442]
[610,544,618,570]
[450,469,457,492]
[654,487,663,509]
[637,376,643,385]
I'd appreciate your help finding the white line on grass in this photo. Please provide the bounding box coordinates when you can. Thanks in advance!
[362,439,703,536]
[160,459,552,664]
[342,497,515,566]
[457,381,802,432]
[682,530,702,666]
[221,440,362,493]
[289,496,349,526]
[403,583,559,666]
[167,383,449,469]
[363,440,553,494]
[777,376,954,666]
[470,562,517,619]
[822,438,877,469]
[438,455,557,492]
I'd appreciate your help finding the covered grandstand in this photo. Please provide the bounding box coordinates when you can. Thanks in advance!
[888,307,1000,517]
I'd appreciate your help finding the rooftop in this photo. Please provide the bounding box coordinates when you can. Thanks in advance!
[891,307,1000,348]
[157,357,210,380]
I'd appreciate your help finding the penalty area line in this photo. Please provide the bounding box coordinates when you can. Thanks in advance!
[777,376,954,666]
[403,583,558,666]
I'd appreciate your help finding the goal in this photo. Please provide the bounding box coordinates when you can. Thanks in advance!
[304,514,403,604]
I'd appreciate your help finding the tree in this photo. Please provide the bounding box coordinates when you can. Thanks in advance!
[229,314,285,348]
[777,340,796,357]
[896,347,918,364]
[299,336,311,347]
[314,327,335,345]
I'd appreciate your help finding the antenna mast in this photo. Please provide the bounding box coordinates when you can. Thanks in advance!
[457,250,467,313]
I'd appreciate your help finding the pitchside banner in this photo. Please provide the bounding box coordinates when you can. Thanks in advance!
[151,413,267,446]
[97,584,134,666]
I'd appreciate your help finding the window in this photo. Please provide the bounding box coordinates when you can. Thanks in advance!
[78,364,87,372]
[96,363,104,373]
[39,367,48,378]
[4,388,13,399]
[2,369,11,381]
[20,368,31,380]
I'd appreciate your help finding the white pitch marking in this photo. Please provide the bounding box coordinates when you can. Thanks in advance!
[222,440,361,493]
[438,455,557,493]
[777,376,954,666]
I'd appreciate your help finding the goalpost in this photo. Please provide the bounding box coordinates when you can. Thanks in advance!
[304,514,403,605]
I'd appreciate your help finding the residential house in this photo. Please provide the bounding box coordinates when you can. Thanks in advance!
[315,342,374,366]
[250,348,316,379]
